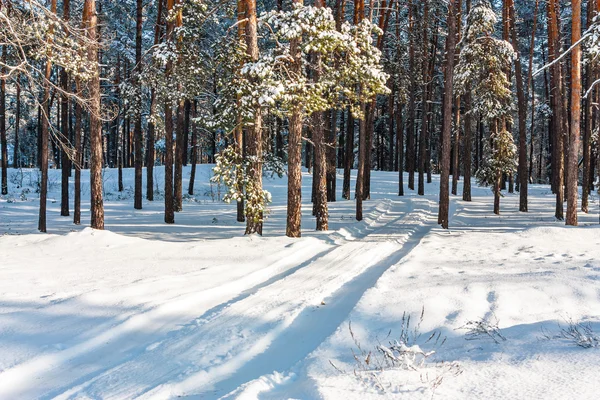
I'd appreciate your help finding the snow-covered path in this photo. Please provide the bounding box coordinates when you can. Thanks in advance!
[1,166,600,399]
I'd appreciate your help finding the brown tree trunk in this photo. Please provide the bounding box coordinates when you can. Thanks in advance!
[342,107,354,200]
[312,0,328,230]
[356,101,366,221]
[38,1,58,231]
[147,0,163,201]
[84,0,104,230]
[133,0,143,209]
[174,100,184,212]
[566,0,582,225]
[397,102,404,196]
[451,0,462,197]
[59,0,71,216]
[326,110,337,202]
[243,0,264,235]
[418,1,430,196]
[438,0,458,229]
[188,101,198,195]
[527,0,540,184]
[0,46,6,195]
[286,0,304,237]
[73,78,82,225]
[406,0,416,191]
[507,0,528,212]
[14,81,20,168]
[164,0,176,224]
[548,0,565,220]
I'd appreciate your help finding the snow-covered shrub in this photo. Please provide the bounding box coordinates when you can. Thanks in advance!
[542,318,600,349]
[459,315,507,344]
[331,308,462,395]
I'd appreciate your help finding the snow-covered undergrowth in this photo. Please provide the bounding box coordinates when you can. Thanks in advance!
[1,165,599,399]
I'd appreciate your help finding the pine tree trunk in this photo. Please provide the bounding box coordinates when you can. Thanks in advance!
[452,96,461,196]
[356,101,366,221]
[59,0,71,216]
[74,86,82,225]
[438,0,458,229]
[38,0,58,232]
[0,46,6,196]
[133,0,143,210]
[326,110,337,202]
[342,107,354,200]
[418,2,429,196]
[507,0,528,212]
[566,0,582,225]
[407,0,416,191]
[286,0,304,237]
[164,0,176,224]
[244,0,263,235]
[188,101,198,196]
[548,0,565,220]
[397,102,404,195]
[14,81,20,168]
[174,101,184,212]
[84,0,104,230]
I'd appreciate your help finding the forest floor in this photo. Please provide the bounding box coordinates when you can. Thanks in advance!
[1,165,600,399]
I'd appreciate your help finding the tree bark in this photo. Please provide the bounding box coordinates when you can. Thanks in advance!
[566,0,582,225]
[243,0,264,235]
[133,0,143,209]
[286,0,304,237]
[507,0,528,212]
[84,0,104,230]
[0,46,6,196]
[548,0,565,220]
[438,0,458,229]
[342,107,354,200]
[188,101,198,195]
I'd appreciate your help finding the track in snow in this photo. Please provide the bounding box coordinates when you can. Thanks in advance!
[1,197,436,400]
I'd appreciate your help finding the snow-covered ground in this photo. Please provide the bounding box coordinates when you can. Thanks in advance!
[1,165,599,399]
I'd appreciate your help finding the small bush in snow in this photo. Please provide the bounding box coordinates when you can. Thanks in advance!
[459,315,506,344]
[331,308,461,396]
[542,318,600,349]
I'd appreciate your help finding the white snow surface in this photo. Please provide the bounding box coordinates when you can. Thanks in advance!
[1,165,599,399]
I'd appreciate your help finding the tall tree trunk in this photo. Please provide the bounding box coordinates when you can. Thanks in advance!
[243,0,264,235]
[342,107,354,200]
[326,110,337,202]
[566,0,582,225]
[174,100,184,211]
[508,0,528,212]
[0,46,6,196]
[147,0,163,201]
[286,0,304,237]
[133,0,143,210]
[438,0,458,229]
[74,84,82,225]
[188,101,198,195]
[548,0,565,220]
[235,0,246,222]
[84,0,104,230]
[14,81,20,168]
[397,102,404,195]
[406,0,416,191]
[60,0,71,217]
[39,1,58,232]
[527,0,540,184]
[164,0,176,224]
[418,1,430,196]
[312,0,328,230]
[581,0,596,213]
[451,0,462,197]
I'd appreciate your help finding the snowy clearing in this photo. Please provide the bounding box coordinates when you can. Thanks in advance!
[1,165,599,399]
